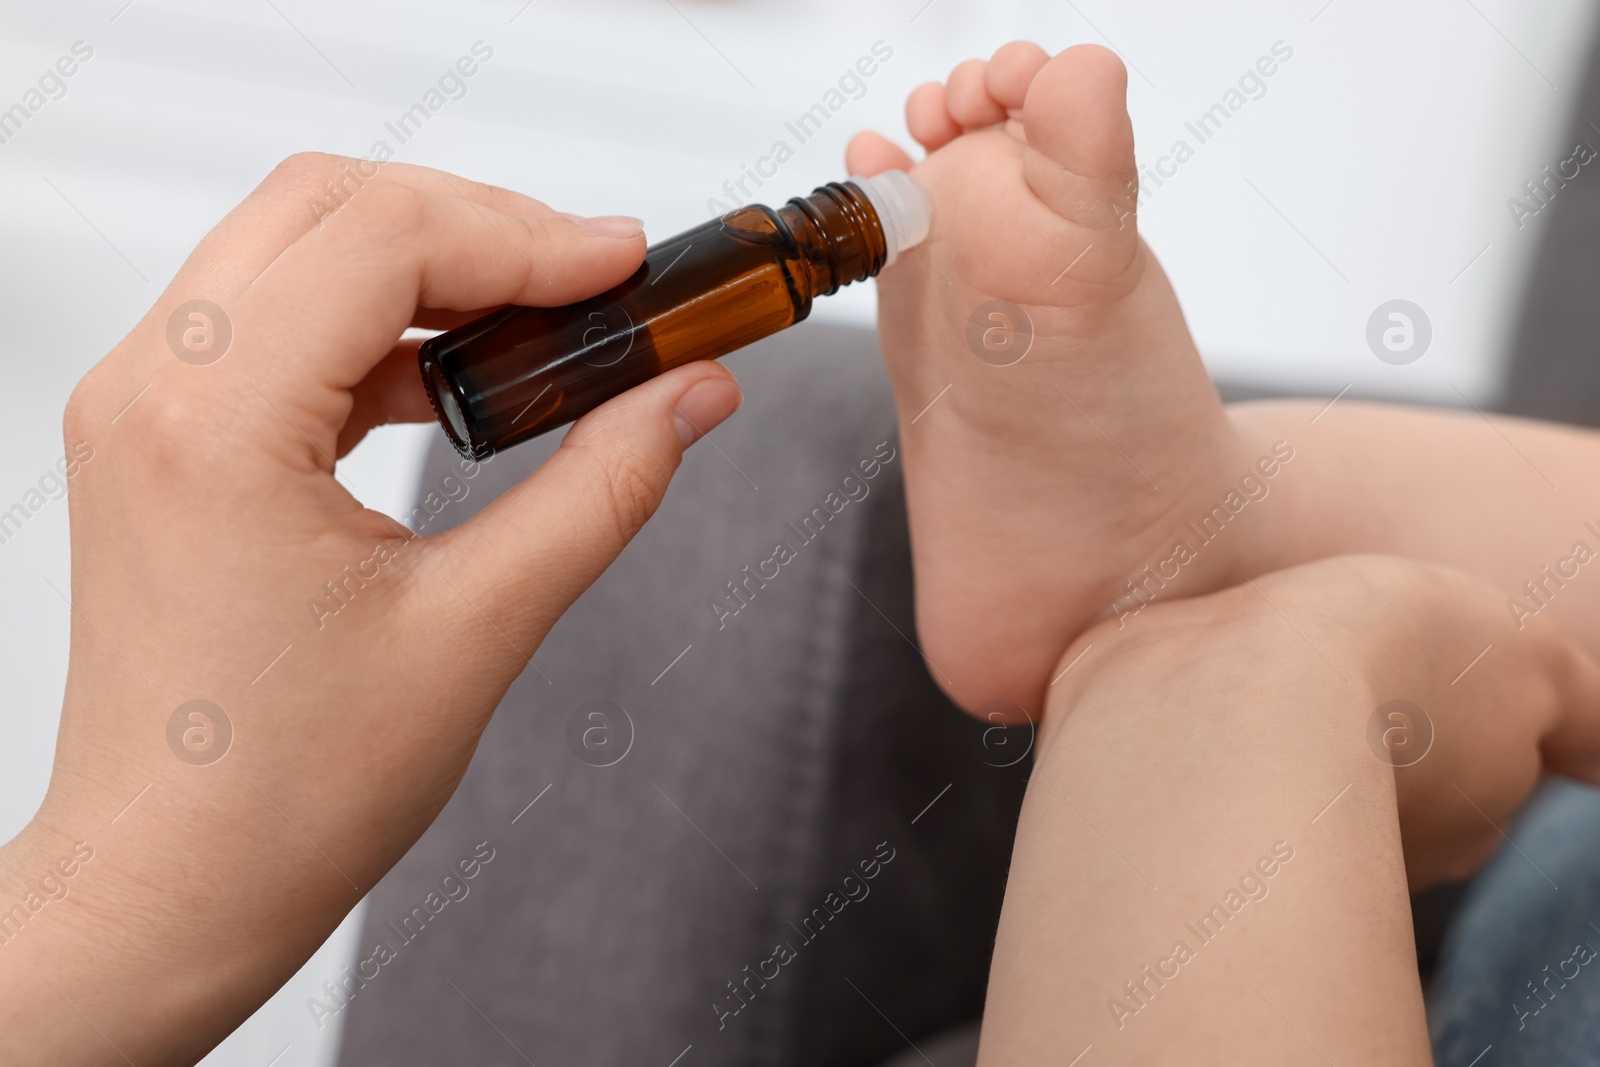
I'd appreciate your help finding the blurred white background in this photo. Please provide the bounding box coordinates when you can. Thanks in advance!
[0,1,1594,1063]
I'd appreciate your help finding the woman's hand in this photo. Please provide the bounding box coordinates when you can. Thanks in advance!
[0,153,742,1066]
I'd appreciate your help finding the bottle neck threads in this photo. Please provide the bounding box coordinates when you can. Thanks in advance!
[776,181,888,298]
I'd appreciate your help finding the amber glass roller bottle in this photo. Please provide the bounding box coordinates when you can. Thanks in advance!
[418,172,932,458]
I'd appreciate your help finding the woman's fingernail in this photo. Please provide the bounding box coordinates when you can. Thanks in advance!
[578,214,645,238]
[672,378,743,449]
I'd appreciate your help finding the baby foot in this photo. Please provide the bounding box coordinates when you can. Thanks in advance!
[848,43,1254,719]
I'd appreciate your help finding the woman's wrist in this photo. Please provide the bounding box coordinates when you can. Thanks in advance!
[0,794,342,1065]
[0,811,114,962]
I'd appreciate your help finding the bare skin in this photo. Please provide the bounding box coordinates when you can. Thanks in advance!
[838,40,1600,1064]
[0,154,743,1066]
[978,556,1600,1065]
[848,43,1248,719]
[848,42,1600,724]
[1230,400,1600,670]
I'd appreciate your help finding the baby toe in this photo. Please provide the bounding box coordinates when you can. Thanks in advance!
[986,41,1050,112]
[907,81,964,151]
[945,59,1008,128]
[1021,45,1138,233]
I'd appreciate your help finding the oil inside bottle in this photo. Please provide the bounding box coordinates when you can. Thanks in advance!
[419,172,931,458]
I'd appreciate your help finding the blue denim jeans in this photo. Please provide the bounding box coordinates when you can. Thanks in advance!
[1430,778,1600,1064]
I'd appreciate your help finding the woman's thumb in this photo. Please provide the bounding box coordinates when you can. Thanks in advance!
[424,360,743,653]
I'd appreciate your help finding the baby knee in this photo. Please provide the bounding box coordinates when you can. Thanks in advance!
[1040,583,1334,739]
